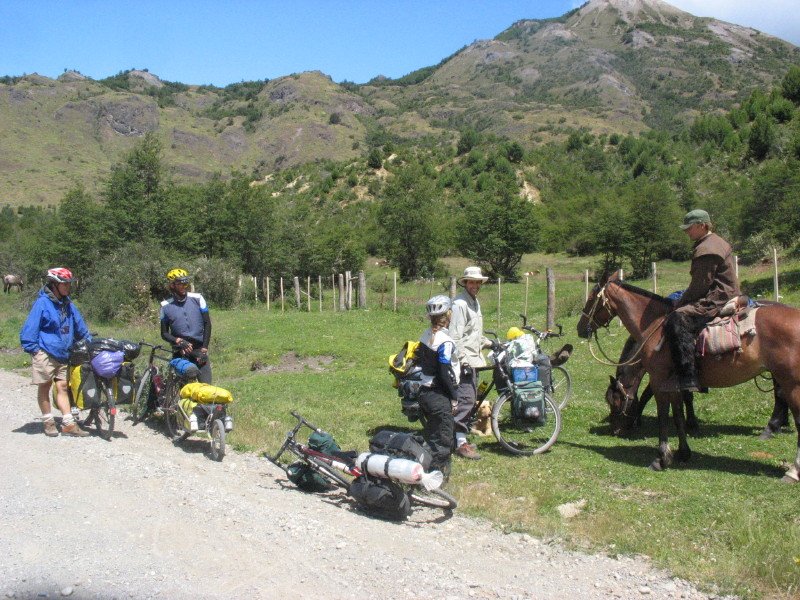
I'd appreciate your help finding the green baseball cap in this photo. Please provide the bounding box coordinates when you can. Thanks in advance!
[680,209,711,230]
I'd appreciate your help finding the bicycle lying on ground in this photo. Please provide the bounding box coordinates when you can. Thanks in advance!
[264,411,457,518]
[133,342,231,461]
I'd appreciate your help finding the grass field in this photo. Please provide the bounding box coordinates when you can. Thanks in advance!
[1,253,799,599]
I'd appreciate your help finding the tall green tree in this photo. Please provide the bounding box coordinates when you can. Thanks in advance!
[103,133,165,243]
[455,183,537,281]
[377,164,442,280]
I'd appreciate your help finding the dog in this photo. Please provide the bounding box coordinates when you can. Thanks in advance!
[471,401,493,436]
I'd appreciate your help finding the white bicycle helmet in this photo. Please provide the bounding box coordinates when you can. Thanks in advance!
[426,295,452,317]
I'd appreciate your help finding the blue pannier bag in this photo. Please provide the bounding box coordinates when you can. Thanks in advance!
[169,357,200,379]
[91,350,124,378]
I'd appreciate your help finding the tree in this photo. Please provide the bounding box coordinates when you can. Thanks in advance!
[102,133,165,243]
[748,113,775,161]
[367,148,383,169]
[457,129,479,156]
[376,164,442,280]
[455,182,537,281]
[781,65,800,105]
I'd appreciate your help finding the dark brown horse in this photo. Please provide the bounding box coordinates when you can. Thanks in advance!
[579,272,800,481]
[605,335,697,435]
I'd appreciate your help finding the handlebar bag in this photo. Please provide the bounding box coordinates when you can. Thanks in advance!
[91,350,124,379]
[169,358,200,379]
[68,339,91,366]
[286,462,334,492]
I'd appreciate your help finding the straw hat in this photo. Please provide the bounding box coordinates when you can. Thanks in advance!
[457,266,489,285]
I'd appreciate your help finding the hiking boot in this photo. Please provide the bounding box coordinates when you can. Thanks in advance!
[455,443,481,460]
[61,422,90,437]
[43,418,58,437]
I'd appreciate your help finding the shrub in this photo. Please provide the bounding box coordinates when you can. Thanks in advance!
[192,256,243,309]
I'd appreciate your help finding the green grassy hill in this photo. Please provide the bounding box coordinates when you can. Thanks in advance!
[1,0,797,207]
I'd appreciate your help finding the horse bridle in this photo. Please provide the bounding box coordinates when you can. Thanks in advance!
[583,279,666,368]
[610,376,637,418]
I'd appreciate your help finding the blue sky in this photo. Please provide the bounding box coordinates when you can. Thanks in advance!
[1,1,798,86]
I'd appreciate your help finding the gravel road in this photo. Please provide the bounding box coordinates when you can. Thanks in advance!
[0,368,735,600]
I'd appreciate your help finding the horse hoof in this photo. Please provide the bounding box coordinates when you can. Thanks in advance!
[649,459,663,471]
[758,428,774,441]
[780,474,799,484]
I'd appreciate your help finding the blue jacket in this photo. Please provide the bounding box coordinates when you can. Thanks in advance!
[20,287,91,363]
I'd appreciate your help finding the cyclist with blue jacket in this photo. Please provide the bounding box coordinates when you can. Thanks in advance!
[20,268,91,437]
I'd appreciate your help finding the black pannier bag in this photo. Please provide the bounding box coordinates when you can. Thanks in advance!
[68,339,91,366]
[89,338,141,362]
[116,362,135,404]
[369,430,432,472]
[79,363,101,409]
[348,476,411,521]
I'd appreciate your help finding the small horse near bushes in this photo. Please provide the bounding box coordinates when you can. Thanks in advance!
[3,274,23,293]
[579,272,800,481]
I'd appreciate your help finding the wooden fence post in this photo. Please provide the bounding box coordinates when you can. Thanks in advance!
[524,274,530,316]
[293,276,301,309]
[280,277,285,313]
[338,274,346,311]
[345,271,352,310]
[584,269,589,302]
[497,276,502,330]
[393,272,397,312]
[652,262,658,294]
[266,277,270,311]
[358,270,366,309]
[546,267,555,330]
[774,247,780,301]
[318,275,322,312]
[307,276,311,312]
[252,276,258,302]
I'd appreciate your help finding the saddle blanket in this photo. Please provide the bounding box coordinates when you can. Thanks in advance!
[696,307,758,357]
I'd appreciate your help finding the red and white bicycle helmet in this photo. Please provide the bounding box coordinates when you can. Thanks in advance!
[46,267,74,283]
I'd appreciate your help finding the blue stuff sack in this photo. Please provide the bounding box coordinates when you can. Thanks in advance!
[91,350,124,378]
[511,365,538,384]
[169,358,200,379]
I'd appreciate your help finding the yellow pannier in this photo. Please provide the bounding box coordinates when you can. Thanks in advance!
[179,382,234,404]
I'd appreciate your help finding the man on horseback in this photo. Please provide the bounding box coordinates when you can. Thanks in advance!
[663,210,740,392]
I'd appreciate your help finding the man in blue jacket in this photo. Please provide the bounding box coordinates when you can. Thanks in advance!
[20,268,91,437]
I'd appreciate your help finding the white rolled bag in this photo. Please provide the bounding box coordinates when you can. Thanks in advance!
[356,452,443,490]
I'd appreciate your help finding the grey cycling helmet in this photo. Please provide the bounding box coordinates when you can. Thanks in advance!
[426,295,452,317]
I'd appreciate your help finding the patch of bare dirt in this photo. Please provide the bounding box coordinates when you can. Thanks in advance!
[250,352,334,374]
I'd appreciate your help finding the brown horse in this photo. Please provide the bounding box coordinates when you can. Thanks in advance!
[3,274,23,293]
[579,272,800,481]
[605,335,697,436]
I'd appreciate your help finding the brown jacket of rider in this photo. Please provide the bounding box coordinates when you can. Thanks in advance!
[676,232,740,318]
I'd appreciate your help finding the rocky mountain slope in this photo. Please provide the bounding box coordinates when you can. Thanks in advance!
[0,0,797,206]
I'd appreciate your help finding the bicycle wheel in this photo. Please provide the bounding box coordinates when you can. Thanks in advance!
[408,486,457,510]
[210,419,226,461]
[550,365,573,410]
[162,383,183,441]
[91,386,115,441]
[491,391,561,455]
[133,368,153,423]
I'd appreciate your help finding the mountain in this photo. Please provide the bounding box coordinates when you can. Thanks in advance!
[0,0,797,206]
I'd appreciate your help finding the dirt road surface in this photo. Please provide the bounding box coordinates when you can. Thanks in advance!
[0,369,734,599]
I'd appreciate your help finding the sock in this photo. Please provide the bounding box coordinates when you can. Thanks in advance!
[41,413,54,422]
[455,432,467,447]
[61,414,74,426]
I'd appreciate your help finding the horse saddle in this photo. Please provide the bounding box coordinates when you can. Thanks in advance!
[696,301,758,357]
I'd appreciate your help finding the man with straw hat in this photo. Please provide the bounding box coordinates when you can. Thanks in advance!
[449,266,490,460]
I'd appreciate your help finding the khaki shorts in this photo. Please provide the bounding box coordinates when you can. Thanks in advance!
[31,351,68,385]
